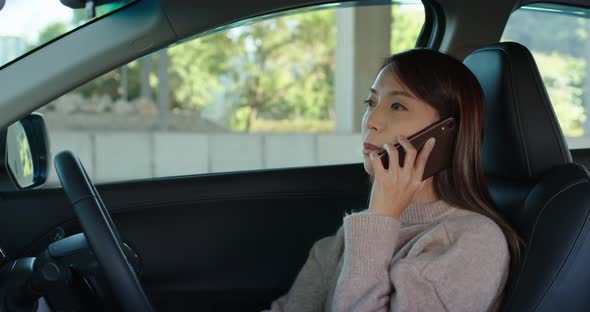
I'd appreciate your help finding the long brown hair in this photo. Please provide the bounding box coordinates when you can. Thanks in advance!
[372,48,524,276]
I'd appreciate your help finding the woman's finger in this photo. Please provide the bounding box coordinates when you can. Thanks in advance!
[383,143,399,176]
[370,151,386,176]
[397,136,417,172]
[414,137,436,181]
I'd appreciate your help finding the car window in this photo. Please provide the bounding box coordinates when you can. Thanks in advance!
[38,2,426,185]
[0,0,135,68]
[502,3,590,149]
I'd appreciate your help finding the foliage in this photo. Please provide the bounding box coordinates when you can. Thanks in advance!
[37,3,590,135]
[533,52,586,136]
[503,9,590,136]
[39,2,147,102]
[36,22,68,47]
[391,5,425,54]
[503,9,587,58]
[167,32,235,112]
[169,9,336,131]
[44,4,428,133]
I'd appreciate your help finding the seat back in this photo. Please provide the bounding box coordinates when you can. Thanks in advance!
[464,42,590,311]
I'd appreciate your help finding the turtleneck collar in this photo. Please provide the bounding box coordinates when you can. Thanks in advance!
[400,199,456,226]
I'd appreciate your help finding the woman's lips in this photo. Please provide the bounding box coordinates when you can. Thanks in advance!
[363,143,385,156]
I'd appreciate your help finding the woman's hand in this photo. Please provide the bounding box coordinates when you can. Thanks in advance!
[367,135,436,219]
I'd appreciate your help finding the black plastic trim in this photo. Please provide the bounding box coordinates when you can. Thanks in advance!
[421,0,445,49]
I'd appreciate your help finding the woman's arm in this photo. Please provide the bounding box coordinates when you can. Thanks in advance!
[262,226,344,312]
[330,212,401,312]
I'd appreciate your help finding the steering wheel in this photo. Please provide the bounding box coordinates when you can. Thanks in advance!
[54,150,154,312]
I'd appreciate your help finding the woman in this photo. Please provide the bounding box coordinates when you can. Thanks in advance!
[263,48,523,312]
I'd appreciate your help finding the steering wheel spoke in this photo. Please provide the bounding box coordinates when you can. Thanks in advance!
[54,150,154,312]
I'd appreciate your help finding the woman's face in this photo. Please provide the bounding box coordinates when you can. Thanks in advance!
[362,64,439,176]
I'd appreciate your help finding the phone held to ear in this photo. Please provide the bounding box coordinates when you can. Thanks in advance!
[377,117,457,181]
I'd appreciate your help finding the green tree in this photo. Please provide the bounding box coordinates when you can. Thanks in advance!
[391,5,425,54]
[502,8,589,136]
[56,4,427,133]
[533,52,586,136]
[38,2,146,102]
[166,9,336,132]
[502,9,586,58]
[167,32,235,112]
[36,21,68,46]
[75,60,144,101]
[231,10,336,131]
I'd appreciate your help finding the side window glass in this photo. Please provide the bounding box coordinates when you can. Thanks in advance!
[39,3,426,184]
[502,4,590,148]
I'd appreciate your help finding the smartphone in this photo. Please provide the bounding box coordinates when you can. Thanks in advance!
[378,117,457,181]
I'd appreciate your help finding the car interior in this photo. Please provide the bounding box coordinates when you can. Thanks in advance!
[2,0,590,311]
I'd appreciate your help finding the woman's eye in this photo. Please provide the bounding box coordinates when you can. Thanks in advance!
[364,99,375,107]
[391,102,407,111]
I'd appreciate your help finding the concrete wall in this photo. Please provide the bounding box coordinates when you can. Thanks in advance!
[45,131,363,185]
[561,137,590,150]
[45,130,589,186]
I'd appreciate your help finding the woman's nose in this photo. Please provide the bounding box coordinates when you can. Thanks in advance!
[366,105,385,132]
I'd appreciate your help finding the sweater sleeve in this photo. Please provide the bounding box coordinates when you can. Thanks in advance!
[330,213,510,312]
[331,212,402,312]
[390,218,510,312]
[262,227,344,312]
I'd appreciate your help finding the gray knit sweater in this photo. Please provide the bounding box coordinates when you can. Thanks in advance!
[262,199,510,312]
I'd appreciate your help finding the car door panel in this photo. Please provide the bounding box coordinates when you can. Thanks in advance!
[0,163,369,311]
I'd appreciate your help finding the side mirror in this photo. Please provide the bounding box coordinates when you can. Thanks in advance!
[0,113,50,190]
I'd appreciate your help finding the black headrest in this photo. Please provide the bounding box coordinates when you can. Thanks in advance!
[463,42,572,181]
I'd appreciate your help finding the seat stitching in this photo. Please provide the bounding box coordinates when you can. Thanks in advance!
[536,182,590,310]
[524,47,571,165]
[468,45,532,177]
[504,178,587,310]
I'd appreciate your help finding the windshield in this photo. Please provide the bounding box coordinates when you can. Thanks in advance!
[0,0,134,68]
